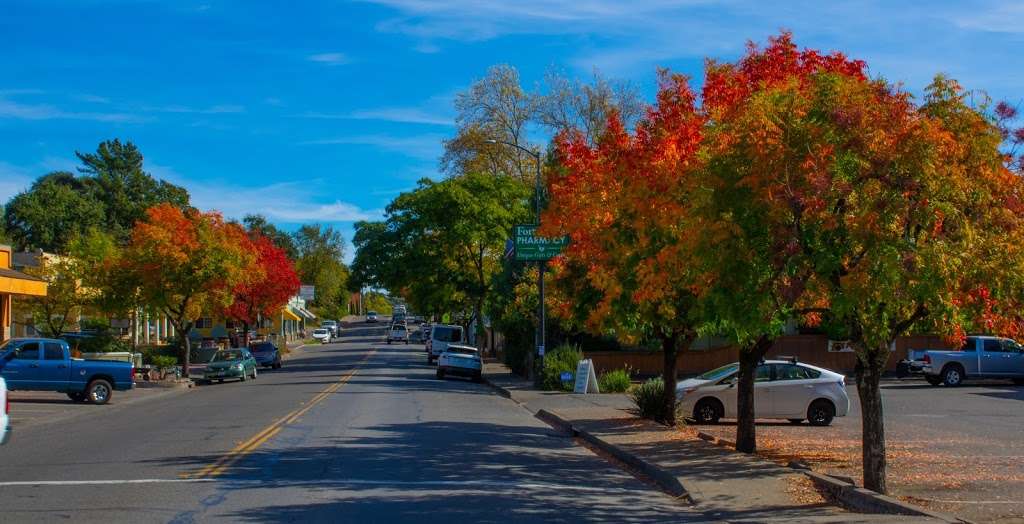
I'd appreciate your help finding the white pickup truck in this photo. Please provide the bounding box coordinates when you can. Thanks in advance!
[921,336,1024,386]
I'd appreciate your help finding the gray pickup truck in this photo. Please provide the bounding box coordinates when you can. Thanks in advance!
[921,336,1024,386]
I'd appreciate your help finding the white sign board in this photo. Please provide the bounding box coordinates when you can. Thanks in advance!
[573,359,600,394]
[299,285,315,301]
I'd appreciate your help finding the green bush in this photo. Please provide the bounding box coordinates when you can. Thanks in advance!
[599,368,631,393]
[150,355,178,369]
[540,343,584,391]
[631,377,675,423]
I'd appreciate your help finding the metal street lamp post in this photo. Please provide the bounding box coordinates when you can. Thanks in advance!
[487,139,546,377]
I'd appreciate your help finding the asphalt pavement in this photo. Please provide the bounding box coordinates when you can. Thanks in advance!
[0,322,692,523]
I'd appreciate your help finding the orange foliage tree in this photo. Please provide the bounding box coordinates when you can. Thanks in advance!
[543,72,706,425]
[121,204,256,374]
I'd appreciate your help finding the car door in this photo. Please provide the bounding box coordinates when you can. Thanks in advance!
[979,338,1007,376]
[770,364,822,418]
[1002,340,1024,377]
[39,342,71,389]
[718,365,772,418]
[1,342,42,389]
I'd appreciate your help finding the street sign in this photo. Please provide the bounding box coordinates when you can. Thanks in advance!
[299,285,315,301]
[560,371,573,383]
[513,225,569,261]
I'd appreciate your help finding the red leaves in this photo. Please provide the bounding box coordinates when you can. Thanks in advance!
[222,235,300,324]
[996,101,1018,120]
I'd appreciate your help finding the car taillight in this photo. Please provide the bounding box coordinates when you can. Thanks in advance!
[923,354,931,364]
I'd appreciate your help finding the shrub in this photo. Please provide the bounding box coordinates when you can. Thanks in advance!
[150,355,178,369]
[631,377,676,424]
[598,368,631,393]
[540,343,584,391]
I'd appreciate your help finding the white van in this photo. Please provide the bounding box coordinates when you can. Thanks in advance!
[427,325,464,364]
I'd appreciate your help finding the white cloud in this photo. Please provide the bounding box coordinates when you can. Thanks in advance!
[74,94,111,104]
[142,104,245,114]
[293,107,452,126]
[307,52,350,65]
[148,162,382,224]
[299,133,444,160]
[0,97,143,123]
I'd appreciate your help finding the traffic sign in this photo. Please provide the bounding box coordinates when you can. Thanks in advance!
[513,225,568,261]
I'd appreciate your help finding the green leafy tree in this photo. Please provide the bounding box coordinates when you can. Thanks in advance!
[21,253,88,337]
[243,214,298,259]
[293,224,349,317]
[3,172,105,252]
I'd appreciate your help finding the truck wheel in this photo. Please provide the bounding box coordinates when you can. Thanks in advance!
[472,371,482,383]
[436,369,445,380]
[807,400,836,426]
[1013,378,1024,386]
[86,379,113,405]
[925,375,942,386]
[67,391,87,403]
[942,365,965,387]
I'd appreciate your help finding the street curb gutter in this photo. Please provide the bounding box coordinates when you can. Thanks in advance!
[696,431,965,523]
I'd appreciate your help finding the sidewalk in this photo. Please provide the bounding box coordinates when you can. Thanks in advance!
[482,362,954,523]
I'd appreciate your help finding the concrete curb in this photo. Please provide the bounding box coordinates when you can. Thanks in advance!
[696,432,965,523]
[534,408,691,501]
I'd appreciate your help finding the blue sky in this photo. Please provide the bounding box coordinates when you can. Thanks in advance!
[2,0,1023,261]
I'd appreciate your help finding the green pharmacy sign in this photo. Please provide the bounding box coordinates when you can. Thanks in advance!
[513,224,569,261]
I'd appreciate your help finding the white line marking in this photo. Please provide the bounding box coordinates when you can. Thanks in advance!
[0,478,216,487]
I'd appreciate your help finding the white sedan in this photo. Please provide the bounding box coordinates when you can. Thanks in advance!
[1,376,10,445]
[436,344,482,382]
[387,324,409,344]
[311,328,332,343]
[676,359,849,426]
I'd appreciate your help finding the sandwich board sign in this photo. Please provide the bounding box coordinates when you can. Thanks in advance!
[573,359,600,394]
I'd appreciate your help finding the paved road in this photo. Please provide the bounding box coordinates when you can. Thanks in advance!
[0,323,691,523]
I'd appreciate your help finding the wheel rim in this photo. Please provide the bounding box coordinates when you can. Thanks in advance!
[698,404,715,422]
[810,406,828,423]
[93,384,110,402]
[948,370,961,384]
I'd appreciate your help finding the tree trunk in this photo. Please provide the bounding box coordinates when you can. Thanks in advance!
[243,321,250,348]
[735,335,772,453]
[180,330,192,378]
[661,332,680,426]
[855,343,889,493]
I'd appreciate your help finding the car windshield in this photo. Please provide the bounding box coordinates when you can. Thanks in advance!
[699,363,739,381]
[313,329,328,335]
[212,350,243,362]
[251,343,274,353]
[392,325,406,331]
[434,327,462,342]
[192,347,219,364]
[447,346,477,356]
[368,311,377,315]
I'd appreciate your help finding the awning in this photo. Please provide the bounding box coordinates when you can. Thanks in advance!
[0,268,47,297]
[281,307,301,322]
[296,307,316,320]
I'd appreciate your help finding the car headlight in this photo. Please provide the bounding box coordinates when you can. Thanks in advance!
[232,363,243,370]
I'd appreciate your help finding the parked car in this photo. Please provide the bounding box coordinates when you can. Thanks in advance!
[366,311,379,323]
[321,320,339,336]
[387,323,409,344]
[0,338,134,405]
[250,341,282,369]
[427,325,464,364]
[1,376,9,445]
[200,349,258,384]
[437,344,482,382]
[189,345,220,377]
[676,359,849,426]
[920,336,1024,386]
[312,328,332,343]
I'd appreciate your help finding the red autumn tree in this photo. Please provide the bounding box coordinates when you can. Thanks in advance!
[222,234,300,347]
[543,71,706,425]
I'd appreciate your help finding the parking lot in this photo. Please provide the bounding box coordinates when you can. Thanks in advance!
[690,379,1024,523]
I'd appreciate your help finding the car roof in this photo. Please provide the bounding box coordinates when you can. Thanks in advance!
[445,344,477,351]
[7,337,65,343]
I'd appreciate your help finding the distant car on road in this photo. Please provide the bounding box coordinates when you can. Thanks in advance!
[201,349,258,384]
[387,323,409,344]
[437,344,482,382]
[250,341,282,369]
[427,325,464,364]
[676,359,849,426]
[1,376,9,445]
[321,320,339,336]
[366,311,379,323]
[921,336,1024,386]
[311,328,332,344]
[0,337,134,405]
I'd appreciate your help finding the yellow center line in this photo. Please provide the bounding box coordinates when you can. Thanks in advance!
[182,348,376,479]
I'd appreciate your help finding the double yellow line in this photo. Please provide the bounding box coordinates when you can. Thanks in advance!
[183,349,375,479]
